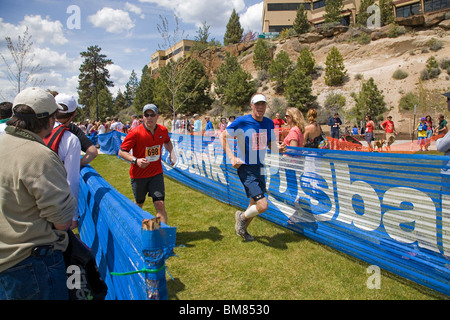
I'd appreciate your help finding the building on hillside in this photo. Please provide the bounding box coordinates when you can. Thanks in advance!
[262,0,450,32]
[149,39,198,75]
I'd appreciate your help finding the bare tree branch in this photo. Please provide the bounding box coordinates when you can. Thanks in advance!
[0,26,44,94]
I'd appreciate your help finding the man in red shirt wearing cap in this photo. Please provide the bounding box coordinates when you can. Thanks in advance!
[119,104,176,224]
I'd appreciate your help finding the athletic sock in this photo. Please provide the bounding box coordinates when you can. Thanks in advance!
[244,205,259,219]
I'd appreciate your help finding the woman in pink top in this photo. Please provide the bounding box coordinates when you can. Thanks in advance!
[364,115,375,150]
[283,107,306,147]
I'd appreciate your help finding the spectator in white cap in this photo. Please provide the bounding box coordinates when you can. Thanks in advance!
[47,89,98,168]
[118,103,176,224]
[0,87,75,300]
[43,93,81,230]
[220,93,285,241]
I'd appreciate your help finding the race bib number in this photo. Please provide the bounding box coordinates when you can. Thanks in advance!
[252,132,268,151]
[145,145,161,162]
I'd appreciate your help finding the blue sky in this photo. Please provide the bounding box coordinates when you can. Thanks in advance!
[0,0,264,102]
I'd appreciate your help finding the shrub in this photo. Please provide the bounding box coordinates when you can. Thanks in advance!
[429,67,441,79]
[399,92,419,111]
[440,58,450,70]
[420,69,430,81]
[387,23,406,38]
[427,38,443,52]
[392,69,408,80]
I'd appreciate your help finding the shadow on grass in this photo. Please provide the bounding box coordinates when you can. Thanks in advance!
[175,226,224,248]
[167,278,186,300]
[253,231,303,250]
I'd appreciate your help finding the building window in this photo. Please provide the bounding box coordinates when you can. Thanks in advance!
[269,25,294,33]
[268,2,311,11]
[424,0,450,12]
[313,0,326,10]
[395,3,421,17]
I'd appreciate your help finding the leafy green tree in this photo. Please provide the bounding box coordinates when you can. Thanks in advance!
[350,77,387,122]
[325,46,347,86]
[324,0,343,24]
[293,4,310,35]
[268,50,293,92]
[297,48,315,76]
[214,54,255,110]
[133,65,154,113]
[78,45,114,120]
[379,0,395,26]
[285,68,316,113]
[124,70,139,107]
[224,9,244,46]
[357,0,375,26]
[253,39,271,71]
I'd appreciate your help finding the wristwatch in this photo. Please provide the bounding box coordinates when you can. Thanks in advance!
[132,157,137,165]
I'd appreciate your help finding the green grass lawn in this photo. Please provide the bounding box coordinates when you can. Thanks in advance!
[90,154,446,300]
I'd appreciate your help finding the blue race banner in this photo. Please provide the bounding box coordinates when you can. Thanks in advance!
[162,133,450,296]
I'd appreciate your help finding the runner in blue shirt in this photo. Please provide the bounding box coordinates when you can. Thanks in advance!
[220,93,285,241]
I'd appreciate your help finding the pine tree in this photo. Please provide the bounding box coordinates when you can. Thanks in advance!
[357,0,375,26]
[78,45,114,119]
[113,89,127,115]
[325,46,347,86]
[87,80,113,120]
[253,39,271,71]
[268,50,293,92]
[174,59,212,116]
[134,65,154,113]
[379,0,395,26]
[224,9,244,46]
[324,0,343,24]
[214,53,241,96]
[124,70,139,107]
[214,54,255,109]
[285,68,316,113]
[351,77,387,122]
[293,4,310,35]
[297,48,315,76]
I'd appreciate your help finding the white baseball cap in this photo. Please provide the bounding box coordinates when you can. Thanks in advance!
[13,87,63,118]
[251,94,267,104]
[55,93,78,113]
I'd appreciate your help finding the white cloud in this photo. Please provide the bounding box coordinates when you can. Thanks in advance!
[125,2,144,19]
[32,47,80,73]
[88,8,135,34]
[107,64,132,96]
[139,0,246,28]
[240,2,263,32]
[0,15,68,46]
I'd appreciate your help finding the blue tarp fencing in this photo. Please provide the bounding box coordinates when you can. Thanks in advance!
[94,130,127,155]
[78,163,176,300]
[161,133,450,296]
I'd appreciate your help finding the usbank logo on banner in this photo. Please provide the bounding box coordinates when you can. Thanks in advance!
[163,133,450,296]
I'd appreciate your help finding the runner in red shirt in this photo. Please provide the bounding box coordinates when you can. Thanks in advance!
[119,104,176,224]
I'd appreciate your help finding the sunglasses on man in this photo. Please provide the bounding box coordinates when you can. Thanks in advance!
[144,113,157,118]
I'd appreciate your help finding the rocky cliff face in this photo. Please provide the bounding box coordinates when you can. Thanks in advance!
[190,18,450,133]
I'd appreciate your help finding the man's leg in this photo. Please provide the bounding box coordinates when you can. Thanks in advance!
[153,200,168,224]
